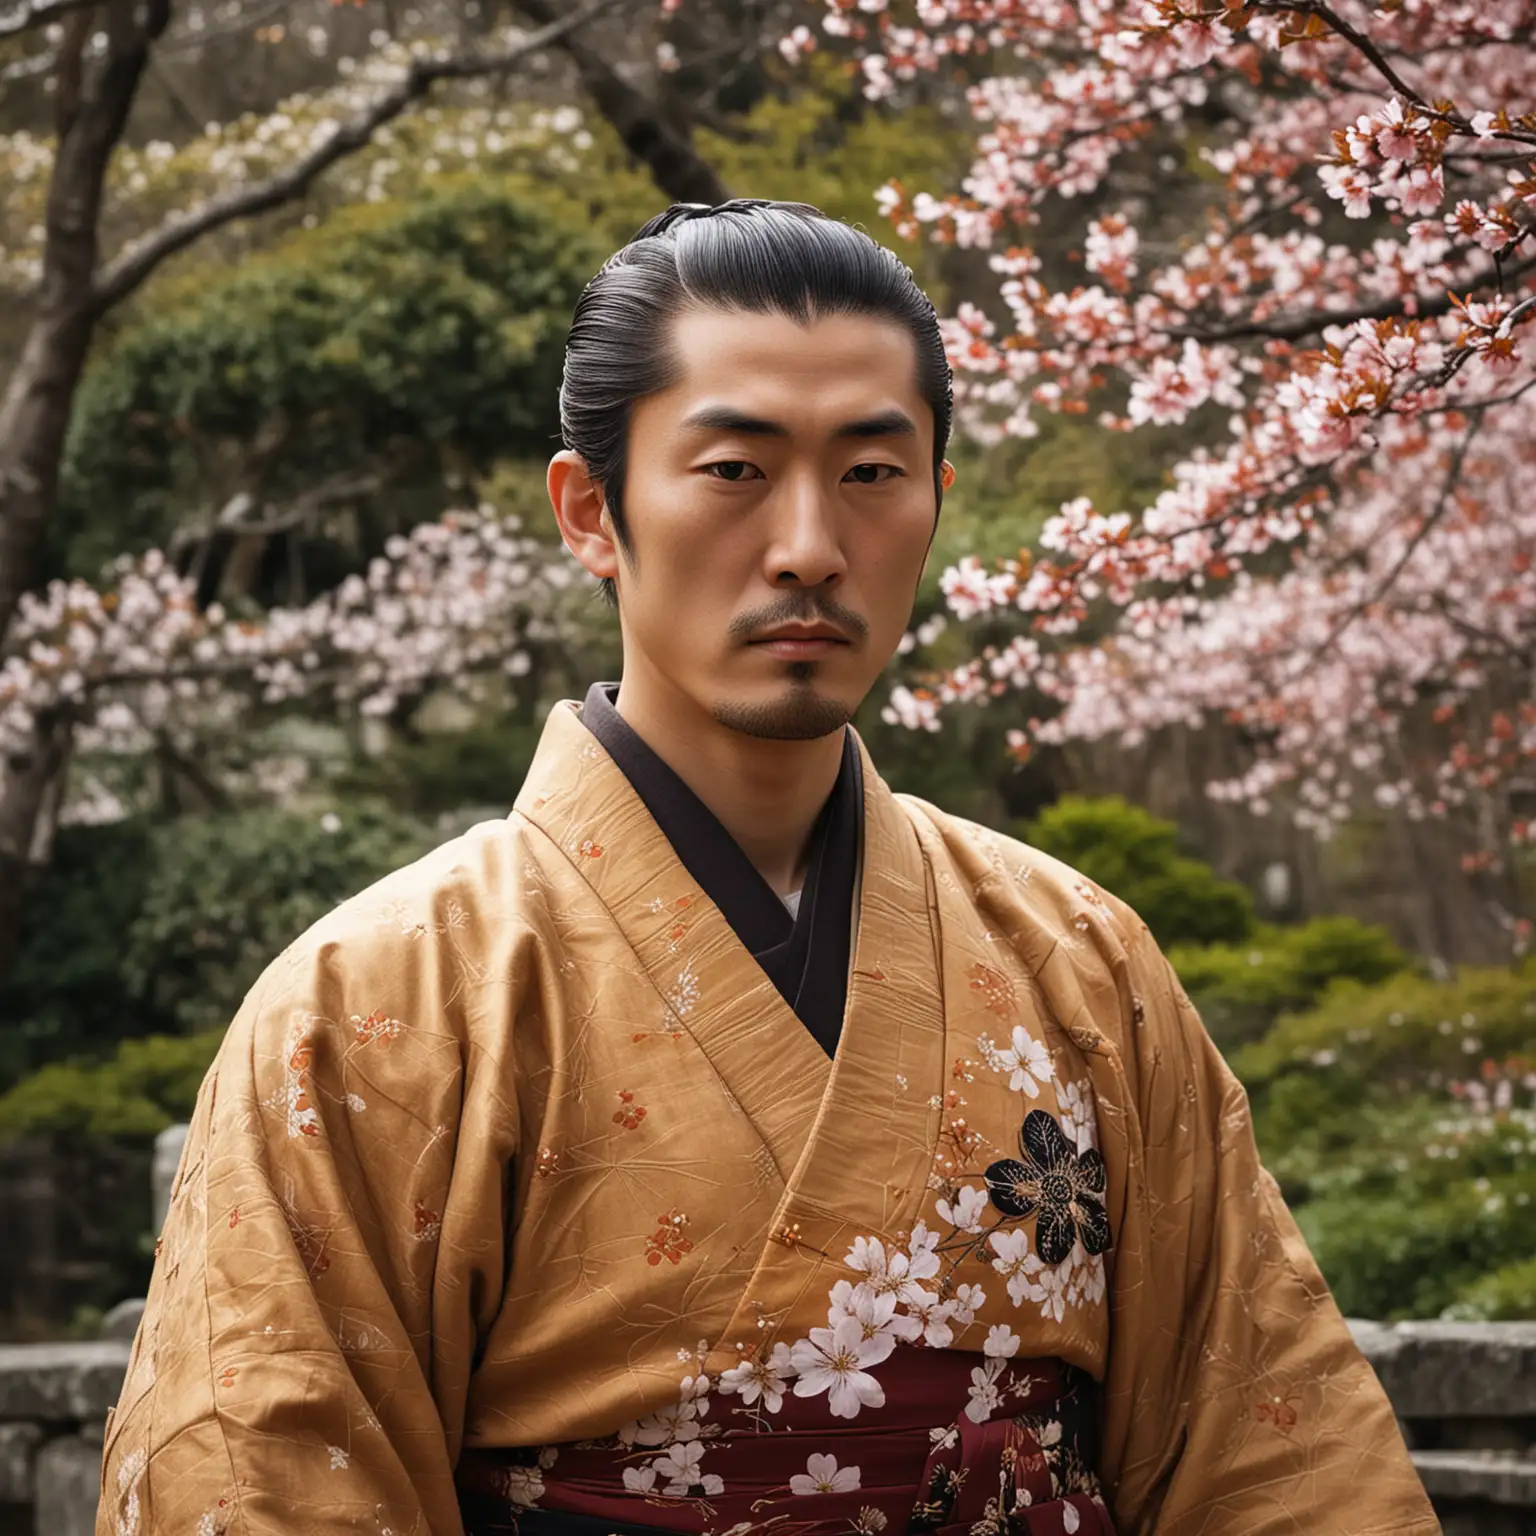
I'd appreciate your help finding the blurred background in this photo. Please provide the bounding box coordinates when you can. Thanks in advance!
[0,0,1532,1349]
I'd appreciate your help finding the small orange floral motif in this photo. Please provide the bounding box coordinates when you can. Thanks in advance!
[940,1116,986,1162]
[227,1206,240,1229]
[352,1010,402,1044]
[217,1365,239,1389]
[413,1202,442,1242]
[645,1209,693,1266]
[613,1089,648,1131]
[577,839,604,859]
[675,894,692,910]
[968,962,1017,1018]
[535,1146,562,1177]
[951,1056,977,1082]
[1255,1396,1299,1433]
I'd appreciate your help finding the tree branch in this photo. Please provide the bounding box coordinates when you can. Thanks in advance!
[0,0,98,42]
[91,0,627,312]
[516,0,729,206]
[1167,255,1536,344]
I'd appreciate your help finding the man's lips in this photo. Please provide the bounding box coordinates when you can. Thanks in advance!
[749,625,852,658]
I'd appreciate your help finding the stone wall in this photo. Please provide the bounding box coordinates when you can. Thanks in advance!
[0,1320,1532,1534]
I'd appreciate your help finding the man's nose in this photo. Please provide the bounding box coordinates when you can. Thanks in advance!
[766,473,848,589]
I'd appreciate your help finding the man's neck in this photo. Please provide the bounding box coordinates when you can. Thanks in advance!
[612,672,846,898]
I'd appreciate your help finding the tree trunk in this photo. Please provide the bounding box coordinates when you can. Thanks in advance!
[0,0,170,646]
[517,0,730,206]
[0,1,167,977]
[0,712,72,979]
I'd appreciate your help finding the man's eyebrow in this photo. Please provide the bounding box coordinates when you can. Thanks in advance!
[834,409,919,440]
[679,406,920,440]
[679,407,790,437]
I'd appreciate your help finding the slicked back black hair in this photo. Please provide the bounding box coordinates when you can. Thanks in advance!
[558,199,953,605]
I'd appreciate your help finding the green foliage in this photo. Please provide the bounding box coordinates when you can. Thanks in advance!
[1233,959,1536,1093]
[1443,1254,1536,1321]
[57,176,604,578]
[0,799,434,1086]
[1021,794,1255,947]
[0,820,159,1089]
[0,1030,222,1141]
[1231,961,1536,1320]
[1170,916,1408,1052]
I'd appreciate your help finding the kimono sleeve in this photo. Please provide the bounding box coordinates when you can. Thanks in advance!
[1094,916,1439,1536]
[97,927,514,1536]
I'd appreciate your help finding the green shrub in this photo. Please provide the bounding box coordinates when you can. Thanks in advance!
[1021,794,1255,948]
[56,175,603,578]
[1443,1253,1536,1320]
[1296,1170,1536,1320]
[1230,960,1536,1320]
[0,799,435,1087]
[1233,959,1536,1094]
[0,1030,222,1140]
[0,820,159,1089]
[1170,916,1408,1052]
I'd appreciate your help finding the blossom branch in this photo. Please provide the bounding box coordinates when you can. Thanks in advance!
[91,0,627,311]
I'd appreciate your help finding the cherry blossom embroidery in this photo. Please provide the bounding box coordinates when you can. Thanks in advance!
[666,961,700,1018]
[718,1341,796,1412]
[968,961,1017,1017]
[935,1183,987,1233]
[613,1089,648,1130]
[789,1318,895,1418]
[790,1452,862,1495]
[992,1025,1055,1098]
[652,1440,723,1497]
[984,1109,1111,1265]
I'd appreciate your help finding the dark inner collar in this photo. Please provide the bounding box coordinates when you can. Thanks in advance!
[576,682,862,1058]
[580,681,855,952]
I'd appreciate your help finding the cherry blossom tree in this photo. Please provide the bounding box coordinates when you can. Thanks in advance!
[0,507,586,826]
[0,0,739,979]
[804,0,1536,946]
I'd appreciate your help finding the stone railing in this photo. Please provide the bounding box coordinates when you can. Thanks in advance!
[0,1319,1532,1534]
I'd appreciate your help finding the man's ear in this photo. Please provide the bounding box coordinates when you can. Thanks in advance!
[547,450,620,582]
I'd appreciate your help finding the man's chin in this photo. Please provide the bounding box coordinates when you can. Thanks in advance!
[710,683,856,742]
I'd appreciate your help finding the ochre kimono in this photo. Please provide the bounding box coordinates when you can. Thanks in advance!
[98,698,1438,1536]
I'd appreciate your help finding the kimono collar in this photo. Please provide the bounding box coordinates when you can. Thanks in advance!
[576,681,861,1055]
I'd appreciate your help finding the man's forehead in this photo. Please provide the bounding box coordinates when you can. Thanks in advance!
[658,306,928,431]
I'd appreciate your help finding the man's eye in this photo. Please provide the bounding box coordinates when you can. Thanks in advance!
[704,461,762,482]
[845,464,903,485]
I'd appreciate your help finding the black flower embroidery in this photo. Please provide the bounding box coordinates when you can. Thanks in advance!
[983,1109,1111,1265]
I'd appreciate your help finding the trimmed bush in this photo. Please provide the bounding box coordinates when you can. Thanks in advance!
[1021,794,1255,948]
[0,1030,222,1140]
[1170,915,1408,1051]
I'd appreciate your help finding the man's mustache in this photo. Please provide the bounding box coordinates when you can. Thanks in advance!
[728,592,870,645]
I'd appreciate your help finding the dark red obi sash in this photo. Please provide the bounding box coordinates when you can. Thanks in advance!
[458,1347,1115,1536]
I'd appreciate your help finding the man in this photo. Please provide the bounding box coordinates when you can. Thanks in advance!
[99,201,1437,1536]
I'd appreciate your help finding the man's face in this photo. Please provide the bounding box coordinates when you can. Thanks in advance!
[597,307,938,741]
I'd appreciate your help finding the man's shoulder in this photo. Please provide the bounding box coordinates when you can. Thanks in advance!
[894,793,1145,948]
[233,813,544,1035]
